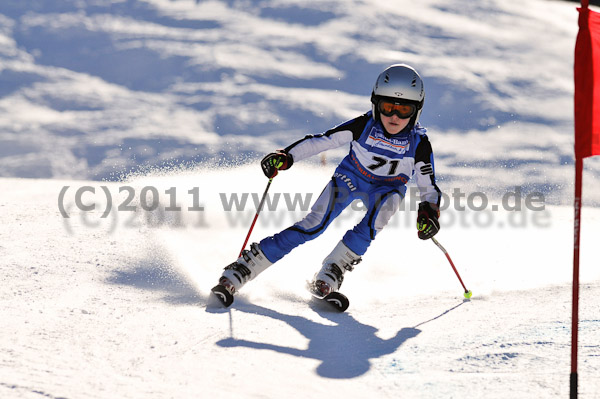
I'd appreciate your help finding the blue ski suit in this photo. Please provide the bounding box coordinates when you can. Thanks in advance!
[260,111,441,263]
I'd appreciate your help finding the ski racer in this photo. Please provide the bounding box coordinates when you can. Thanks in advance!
[214,64,442,302]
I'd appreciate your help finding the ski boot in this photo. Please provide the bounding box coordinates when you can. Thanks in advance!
[309,240,362,298]
[211,242,273,307]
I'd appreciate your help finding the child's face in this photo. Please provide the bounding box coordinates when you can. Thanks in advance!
[380,114,410,135]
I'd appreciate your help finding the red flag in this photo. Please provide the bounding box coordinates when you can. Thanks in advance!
[572,4,600,397]
[575,1,600,159]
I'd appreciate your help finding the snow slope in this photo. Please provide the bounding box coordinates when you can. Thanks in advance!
[1,0,600,203]
[1,167,600,398]
[2,0,600,398]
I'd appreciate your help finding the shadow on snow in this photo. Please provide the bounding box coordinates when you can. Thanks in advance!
[105,255,465,379]
[209,299,465,379]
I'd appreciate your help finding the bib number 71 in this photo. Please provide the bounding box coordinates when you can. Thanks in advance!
[367,156,400,175]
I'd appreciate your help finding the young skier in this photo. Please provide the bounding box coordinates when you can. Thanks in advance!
[212,64,442,307]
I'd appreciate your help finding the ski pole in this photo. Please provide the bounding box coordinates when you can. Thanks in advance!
[238,177,274,257]
[431,236,472,299]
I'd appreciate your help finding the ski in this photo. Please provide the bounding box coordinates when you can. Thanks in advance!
[306,281,350,312]
[211,281,349,312]
[211,284,234,308]
[320,291,350,312]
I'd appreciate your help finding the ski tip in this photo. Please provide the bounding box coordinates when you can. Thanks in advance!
[324,292,350,312]
[211,284,234,308]
[306,280,350,312]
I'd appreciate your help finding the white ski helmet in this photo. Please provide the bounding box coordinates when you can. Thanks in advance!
[371,64,425,127]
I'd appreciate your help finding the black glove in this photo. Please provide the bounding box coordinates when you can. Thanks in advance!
[416,202,440,240]
[261,150,293,178]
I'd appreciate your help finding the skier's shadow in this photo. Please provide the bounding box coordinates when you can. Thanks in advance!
[215,299,421,379]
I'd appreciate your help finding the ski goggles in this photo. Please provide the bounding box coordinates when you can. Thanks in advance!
[378,100,417,119]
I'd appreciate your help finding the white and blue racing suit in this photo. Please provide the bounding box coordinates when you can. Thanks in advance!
[259,111,441,263]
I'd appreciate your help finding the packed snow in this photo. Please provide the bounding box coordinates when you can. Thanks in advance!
[1,0,600,398]
[2,167,600,398]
